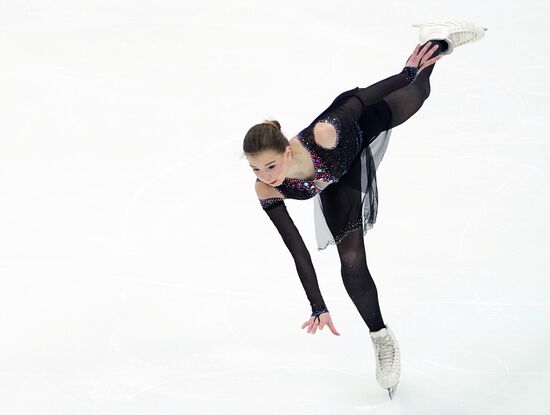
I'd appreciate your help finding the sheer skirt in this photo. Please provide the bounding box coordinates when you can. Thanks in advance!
[312,88,394,251]
[314,127,391,250]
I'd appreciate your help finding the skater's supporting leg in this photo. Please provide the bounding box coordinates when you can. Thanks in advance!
[336,228,386,332]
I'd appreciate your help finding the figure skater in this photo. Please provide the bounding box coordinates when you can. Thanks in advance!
[242,20,486,399]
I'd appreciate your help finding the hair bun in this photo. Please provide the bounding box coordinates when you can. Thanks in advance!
[262,120,281,131]
[243,119,288,156]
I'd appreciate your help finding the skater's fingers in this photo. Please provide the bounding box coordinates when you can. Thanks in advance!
[310,320,319,334]
[419,41,432,55]
[327,321,341,336]
[420,44,439,63]
[408,44,420,58]
[419,54,430,66]
[306,319,316,333]
[406,56,420,68]
[419,55,443,70]
[303,317,314,330]
[427,43,440,55]
[427,55,444,66]
[406,45,421,65]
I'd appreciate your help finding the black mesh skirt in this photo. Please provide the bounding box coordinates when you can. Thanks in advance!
[312,88,393,250]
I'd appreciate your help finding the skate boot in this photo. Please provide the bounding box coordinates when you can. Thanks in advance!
[413,20,487,55]
[369,325,401,399]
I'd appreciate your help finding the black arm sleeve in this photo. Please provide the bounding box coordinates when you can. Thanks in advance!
[259,198,329,320]
[318,67,418,132]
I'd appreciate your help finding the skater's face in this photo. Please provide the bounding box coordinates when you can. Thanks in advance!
[246,147,291,187]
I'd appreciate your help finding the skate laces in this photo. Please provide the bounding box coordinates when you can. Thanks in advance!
[373,335,396,370]
[447,21,479,46]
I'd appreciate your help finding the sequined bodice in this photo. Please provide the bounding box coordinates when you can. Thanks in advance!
[271,116,363,200]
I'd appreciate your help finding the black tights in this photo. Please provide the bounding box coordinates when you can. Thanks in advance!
[336,41,444,332]
[337,228,386,331]
[384,59,436,128]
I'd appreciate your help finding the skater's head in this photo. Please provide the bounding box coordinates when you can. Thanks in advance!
[243,120,292,187]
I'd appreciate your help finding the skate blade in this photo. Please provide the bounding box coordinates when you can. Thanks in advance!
[387,384,398,400]
[413,24,488,31]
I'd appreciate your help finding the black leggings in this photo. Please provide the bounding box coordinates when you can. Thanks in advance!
[336,45,441,332]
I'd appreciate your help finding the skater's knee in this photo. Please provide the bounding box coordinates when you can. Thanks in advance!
[361,101,392,136]
[339,250,367,276]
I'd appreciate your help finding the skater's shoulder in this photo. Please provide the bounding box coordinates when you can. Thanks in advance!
[255,179,285,200]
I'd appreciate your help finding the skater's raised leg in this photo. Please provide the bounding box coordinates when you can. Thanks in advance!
[381,39,447,129]
[381,18,488,129]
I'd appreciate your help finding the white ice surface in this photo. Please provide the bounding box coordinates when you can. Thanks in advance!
[1,1,549,414]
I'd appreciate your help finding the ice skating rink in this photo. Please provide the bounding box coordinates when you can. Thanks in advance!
[1,1,549,414]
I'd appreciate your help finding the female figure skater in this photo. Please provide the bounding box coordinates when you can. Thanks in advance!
[242,20,486,399]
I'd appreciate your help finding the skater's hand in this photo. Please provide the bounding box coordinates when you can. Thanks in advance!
[301,312,340,336]
[405,42,443,72]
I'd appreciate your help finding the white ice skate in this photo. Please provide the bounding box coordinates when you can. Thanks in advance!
[369,325,401,399]
[413,20,488,55]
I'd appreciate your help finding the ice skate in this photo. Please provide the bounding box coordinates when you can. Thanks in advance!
[412,20,487,55]
[369,325,401,399]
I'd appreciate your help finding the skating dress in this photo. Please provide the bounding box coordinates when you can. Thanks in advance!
[255,67,418,318]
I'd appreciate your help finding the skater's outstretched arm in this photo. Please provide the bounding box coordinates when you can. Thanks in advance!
[261,201,328,316]
[257,193,328,318]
